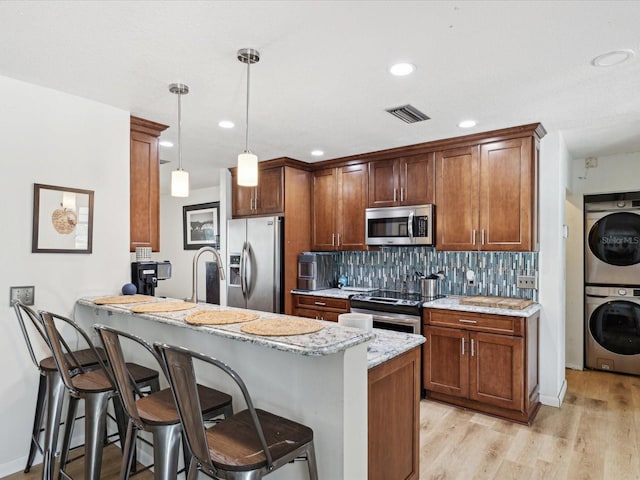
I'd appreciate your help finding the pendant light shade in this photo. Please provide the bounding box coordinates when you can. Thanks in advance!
[171,169,189,197]
[237,152,258,186]
[237,48,260,187]
[169,83,190,197]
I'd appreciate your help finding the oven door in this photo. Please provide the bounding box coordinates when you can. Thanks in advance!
[351,307,421,334]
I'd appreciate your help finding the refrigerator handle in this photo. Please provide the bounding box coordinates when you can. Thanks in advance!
[240,242,249,296]
[243,241,253,299]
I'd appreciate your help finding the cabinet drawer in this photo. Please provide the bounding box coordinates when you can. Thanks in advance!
[294,308,339,322]
[426,309,524,336]
[294,295,349,312]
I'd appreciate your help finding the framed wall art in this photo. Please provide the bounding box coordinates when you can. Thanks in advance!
[183,201,220,250]
[32,183,94,253]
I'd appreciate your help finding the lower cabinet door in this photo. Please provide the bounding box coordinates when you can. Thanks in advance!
[469,332,524,411]
[423,326,469,398]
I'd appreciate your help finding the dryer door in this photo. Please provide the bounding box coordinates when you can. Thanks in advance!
[586,210,640,285]
[589,300,640,356]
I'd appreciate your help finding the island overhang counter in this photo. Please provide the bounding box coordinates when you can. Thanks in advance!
[75,298,424,480]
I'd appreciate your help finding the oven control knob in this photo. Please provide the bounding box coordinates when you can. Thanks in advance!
[617,201,626,208]
[618,289,627,296]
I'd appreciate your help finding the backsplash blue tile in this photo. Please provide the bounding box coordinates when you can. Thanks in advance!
[338,247,538,300]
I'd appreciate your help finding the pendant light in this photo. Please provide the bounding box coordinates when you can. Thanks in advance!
[237,48,260,187]
[169,83,190,197]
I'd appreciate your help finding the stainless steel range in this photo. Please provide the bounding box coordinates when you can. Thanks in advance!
[350,290,444,334]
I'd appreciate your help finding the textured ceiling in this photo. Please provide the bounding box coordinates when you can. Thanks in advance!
[0,0,638,191]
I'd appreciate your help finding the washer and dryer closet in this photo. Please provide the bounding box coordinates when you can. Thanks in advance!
[584,192,640,375]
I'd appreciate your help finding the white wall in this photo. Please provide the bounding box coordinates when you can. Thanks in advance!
[0,75,130,475]
[153,185,221,301]
[565,151,640,369]
[538,132,569,407]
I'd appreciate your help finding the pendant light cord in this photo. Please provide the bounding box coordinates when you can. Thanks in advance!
[177,90,183,171]
[244,60,251,153]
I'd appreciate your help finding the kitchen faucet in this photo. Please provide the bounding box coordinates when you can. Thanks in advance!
[187,246,226,303]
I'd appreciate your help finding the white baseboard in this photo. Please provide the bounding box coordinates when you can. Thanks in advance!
[540,377,567,408]
[0,454,35,478]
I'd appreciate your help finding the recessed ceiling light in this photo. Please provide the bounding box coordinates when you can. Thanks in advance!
[591,49,635,67]
[389,63,416,76]
[458,120,477,128]
[159,140,174,147]
[311,150,324,157]
[218,120,235,129]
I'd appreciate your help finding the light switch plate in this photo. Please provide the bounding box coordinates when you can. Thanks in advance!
[10,286,35,306]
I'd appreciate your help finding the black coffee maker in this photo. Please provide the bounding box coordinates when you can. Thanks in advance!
[131,261,172,296]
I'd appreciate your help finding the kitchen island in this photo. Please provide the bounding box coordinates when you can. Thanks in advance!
[75,297,424,480]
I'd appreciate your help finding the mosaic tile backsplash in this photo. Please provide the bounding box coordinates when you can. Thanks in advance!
[338,248,538,301]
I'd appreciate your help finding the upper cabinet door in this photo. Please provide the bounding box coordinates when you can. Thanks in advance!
[435,146,479,251]
[479,137,534,251]
[368,153,434,208]
[232,183,255,217]
[368,159,399,208]
[337,164,367,250]
[400,153,435,206]
[311,168,338,250]
[256,167,284,214]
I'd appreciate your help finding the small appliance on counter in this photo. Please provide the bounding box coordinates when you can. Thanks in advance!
[131,260,172,296]
[297,252,339,291]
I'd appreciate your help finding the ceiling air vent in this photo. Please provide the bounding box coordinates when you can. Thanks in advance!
[386,104,430,124]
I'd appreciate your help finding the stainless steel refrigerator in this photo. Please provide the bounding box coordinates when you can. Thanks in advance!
[227,216,284,313]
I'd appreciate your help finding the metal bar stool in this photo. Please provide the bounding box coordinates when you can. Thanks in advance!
[40,311,160,480]
[94,324,233,480]
[12,301,107,479]
[156,343,318,480]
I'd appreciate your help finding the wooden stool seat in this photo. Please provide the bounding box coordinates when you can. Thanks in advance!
[137,386,232,426]
[71,362,158,393]
[39,347,107,372]
[206,408,314,472]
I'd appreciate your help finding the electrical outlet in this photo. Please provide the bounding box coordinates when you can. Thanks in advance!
[516,275,537,290]
[10,286,35,306]
[585,157,598,168]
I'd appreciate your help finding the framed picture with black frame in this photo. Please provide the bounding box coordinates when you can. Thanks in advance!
[32,183,94,253]
[182,201,220,250]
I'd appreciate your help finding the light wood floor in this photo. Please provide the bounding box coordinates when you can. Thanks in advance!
[4,369,639,480]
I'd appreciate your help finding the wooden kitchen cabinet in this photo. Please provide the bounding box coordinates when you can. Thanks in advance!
[369,347,421,480]
[231,165,283,217]
[423,308,539,424]
[292,294,349,321]
[130,116,168,252]
[311,163,368,250]
[435,129,543,251]
[368,153,435,208]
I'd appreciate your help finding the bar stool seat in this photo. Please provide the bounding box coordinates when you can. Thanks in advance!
[38,348,106,372]
[205,408,314,473]
[136,386,232,426]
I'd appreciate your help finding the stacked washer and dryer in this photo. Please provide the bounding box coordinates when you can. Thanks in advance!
[585,192,640,375]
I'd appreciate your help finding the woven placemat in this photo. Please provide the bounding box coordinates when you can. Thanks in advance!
[93,295,157,305]
[240,317,323,336]
[130,302,197,313]
[184,310,260,326]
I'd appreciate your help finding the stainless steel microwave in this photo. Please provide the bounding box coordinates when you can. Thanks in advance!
[365,204,434,246]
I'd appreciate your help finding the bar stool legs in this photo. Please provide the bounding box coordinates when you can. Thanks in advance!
[25,373,47,473]
[42,371,65,480]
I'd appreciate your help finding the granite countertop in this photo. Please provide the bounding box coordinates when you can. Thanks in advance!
[77,297,375,358]
[424,296,541,317]
[365,329,425,369]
